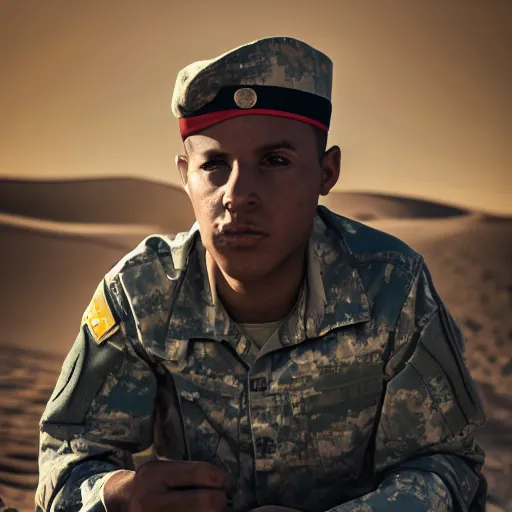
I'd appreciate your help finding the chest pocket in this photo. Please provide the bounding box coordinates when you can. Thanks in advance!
[295,364,384,474]
[249,329,387,511]
[151,338,254,502]
[152,339,247,456]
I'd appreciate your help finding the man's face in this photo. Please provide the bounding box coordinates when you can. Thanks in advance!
[177,115,340,282]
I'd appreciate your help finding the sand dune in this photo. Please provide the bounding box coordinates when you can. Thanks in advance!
[0,223,133,357]
[0,178,196,233]
[0,347,63,512]
[320,191,470,220]
[0,212,159,251]
[0,181,510,511]
[0,177,483,233]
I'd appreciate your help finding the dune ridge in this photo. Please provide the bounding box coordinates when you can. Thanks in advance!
[0,177,195,230]
[2,178,509,235]
[0,212,161,237]
[0,212,161,252]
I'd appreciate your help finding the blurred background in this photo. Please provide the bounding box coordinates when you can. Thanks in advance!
[0,1,510,511]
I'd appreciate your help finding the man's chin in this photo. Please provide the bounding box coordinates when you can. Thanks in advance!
[217,255,273,284]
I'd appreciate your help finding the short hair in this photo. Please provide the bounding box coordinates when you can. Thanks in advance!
[313,126,328,163]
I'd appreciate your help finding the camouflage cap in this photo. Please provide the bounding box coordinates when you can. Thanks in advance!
[171,36,333,139]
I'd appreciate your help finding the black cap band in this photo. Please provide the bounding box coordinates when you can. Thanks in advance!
[183,85,332,129]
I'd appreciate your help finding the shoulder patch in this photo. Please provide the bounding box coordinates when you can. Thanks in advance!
[82,281,119,345]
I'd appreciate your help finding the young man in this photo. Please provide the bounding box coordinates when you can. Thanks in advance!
[36,37,487,512]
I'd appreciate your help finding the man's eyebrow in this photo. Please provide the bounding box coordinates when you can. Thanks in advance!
[194,141,297,159]
[257,140,297,153]
[198,149,230,159]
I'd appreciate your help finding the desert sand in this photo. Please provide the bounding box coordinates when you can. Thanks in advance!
[0,178,510,511]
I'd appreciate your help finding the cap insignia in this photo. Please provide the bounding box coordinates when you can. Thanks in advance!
[234,88,258,109]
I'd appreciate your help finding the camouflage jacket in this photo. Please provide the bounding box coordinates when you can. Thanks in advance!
[36,206,486,512]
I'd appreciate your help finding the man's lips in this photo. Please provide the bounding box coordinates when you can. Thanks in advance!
[214,225,269,248]
[216,223,269,236]
[220,228,268,236]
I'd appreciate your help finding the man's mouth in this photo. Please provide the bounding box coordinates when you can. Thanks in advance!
[214,224,269,249]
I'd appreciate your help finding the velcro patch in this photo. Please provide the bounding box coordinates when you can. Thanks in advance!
[82,281,119,344]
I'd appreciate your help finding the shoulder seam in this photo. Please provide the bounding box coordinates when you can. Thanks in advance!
[317,206,424,278]
[352,252,424,280]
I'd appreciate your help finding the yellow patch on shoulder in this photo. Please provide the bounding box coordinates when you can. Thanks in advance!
[82,282,119,344]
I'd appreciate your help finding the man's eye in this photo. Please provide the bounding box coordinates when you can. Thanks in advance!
[200,159,228,171]
[262,155,291,167]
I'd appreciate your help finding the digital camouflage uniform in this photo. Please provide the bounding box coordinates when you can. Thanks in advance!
[36,37,487,511]
[36,209,486,512]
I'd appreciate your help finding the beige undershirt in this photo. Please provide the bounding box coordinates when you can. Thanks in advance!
[239,320,283,350]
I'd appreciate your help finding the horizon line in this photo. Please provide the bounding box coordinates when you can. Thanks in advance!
[0,175,510,219]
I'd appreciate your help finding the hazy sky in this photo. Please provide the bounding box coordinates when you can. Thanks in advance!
[1,0,510,214]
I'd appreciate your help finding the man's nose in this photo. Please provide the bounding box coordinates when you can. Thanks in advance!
[222,163,261,212]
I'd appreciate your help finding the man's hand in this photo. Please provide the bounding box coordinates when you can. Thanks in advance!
[103,460,230,512]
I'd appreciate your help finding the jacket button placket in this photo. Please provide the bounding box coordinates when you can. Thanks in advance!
[247,357,279,506]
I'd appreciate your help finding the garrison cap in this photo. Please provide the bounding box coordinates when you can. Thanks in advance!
[172,36,333,140]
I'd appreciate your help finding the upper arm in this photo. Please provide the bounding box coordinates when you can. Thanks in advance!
[375,263,485,471]
[36,277,159,511]
[39,278,158,451]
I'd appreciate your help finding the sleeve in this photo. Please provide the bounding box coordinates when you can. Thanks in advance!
[35,279,158,512]
[327,262,487,512]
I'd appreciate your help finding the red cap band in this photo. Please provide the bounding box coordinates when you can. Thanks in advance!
[179,109,329,140]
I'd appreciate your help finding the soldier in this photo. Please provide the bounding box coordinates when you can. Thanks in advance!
[36,37,487,512]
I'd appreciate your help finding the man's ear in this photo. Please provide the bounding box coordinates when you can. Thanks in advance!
[176,154,189,192]
[319,145,341,196]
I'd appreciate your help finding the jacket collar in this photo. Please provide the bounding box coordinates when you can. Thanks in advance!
[167,208,371,359]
